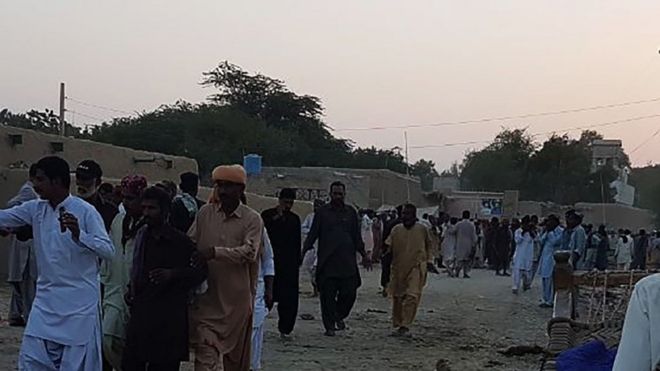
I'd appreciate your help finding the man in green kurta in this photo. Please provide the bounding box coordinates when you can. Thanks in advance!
[385,203,434,336]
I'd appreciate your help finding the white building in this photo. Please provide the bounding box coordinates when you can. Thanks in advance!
[590,139,635,206]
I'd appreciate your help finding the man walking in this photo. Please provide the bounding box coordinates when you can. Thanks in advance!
[455,211,477,279]
[261,188,301,339]
[632,229,650,270]
[251,230,275,371]
[101,175,148,370]
[122,186,207,371]
[512,216,535,294]
[594,225,610,271]
[441,217,458,277]
[189,165,263,371]
[0,156,114,370]
[75,159,118,231]
[385,204,435,336]
[381,206,402,295]
[4,165,38,327]
[537,215,563,307]
[170,172,204,233]
[493,219,512,276]
[301,200,324,297]
[562,210,587,269]
[484,217,499,271]
[303,181,371,337]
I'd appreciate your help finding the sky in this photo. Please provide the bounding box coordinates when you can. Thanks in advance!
[2,0,660,171]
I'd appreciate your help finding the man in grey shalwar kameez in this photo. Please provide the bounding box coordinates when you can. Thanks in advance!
[455,211,477,279]
[4,166,38,326]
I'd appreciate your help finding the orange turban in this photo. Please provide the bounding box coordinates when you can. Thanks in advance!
[211,165,247,185]
[209,165,247,204]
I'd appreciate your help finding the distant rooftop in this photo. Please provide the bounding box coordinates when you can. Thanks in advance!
[591,139,622,147]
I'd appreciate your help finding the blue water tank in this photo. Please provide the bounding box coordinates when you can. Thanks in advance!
[244,154,262,175]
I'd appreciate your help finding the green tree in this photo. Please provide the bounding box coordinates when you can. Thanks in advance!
[524,134,615,204]
[201,61,354,166]
[459,128,621,205]
[1,108,82,136]
[84,102,297,180]
[5,62,439,187]
[349,146,407,173]
[441,162,461,177]
[410,159,439,191]
[460,128,535,191]
[201,62,323,127]
[630,166,660,224]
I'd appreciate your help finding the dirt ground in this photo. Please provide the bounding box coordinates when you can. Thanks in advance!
[0,268,550,371]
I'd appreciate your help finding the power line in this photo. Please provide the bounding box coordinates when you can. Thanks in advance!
[630,127,660,154]
[66,96,134,115]
[334,96,660,132]
[65,109,106,122]
[409,113,660,149]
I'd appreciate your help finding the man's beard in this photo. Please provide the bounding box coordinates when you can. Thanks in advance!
[77,186,98,199]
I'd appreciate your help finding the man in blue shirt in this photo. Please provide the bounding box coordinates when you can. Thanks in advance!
[562,210,587,269]
[537,215,564,308]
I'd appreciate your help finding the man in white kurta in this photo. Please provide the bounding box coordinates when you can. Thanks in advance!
[0,157,114,370]
[512,219,535,294]
[361,213,374,258]
[613,273,660,370]
[251,230,275,370]
[301,200,323,296]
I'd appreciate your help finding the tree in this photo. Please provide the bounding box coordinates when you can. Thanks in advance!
[201,61,353,166]
[201,61,323,128]
[630,166,660,224]
[14,62,436,185]
[578,130,603,145]
[410,159,439,191]
[1,108,82,137]
[460,128,535,191]
[5,62,440,187]
[441,162,461,177]
[458,128,622,205]
[349,146,407,173]
[524,134,613,204]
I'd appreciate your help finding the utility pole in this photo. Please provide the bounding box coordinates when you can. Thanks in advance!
[600,171,607,225]
[59,82,65,136]
[404,131,410,202]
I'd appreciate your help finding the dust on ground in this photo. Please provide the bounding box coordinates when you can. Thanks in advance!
[0,268,550,371]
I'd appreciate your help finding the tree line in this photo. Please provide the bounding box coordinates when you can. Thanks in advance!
[1,62,438,188]
[4,61,655,213]
[456,128,627,205]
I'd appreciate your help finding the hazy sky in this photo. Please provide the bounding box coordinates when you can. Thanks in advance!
[3,1,660,171]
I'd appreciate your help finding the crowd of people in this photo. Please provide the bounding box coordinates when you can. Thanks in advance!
[1,156,430,371]
[2,155,659,370]
[357,205,660,311]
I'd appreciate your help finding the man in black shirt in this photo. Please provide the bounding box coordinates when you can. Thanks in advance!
[303,181,372,337]
[122,186,206,371]
[75,160,118,232]
[169,172,205,233]
[261,188,301,339]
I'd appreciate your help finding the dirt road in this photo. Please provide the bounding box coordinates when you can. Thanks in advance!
[0,268,549,370]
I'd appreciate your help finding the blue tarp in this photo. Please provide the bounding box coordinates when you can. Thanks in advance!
[556,340,617,371]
